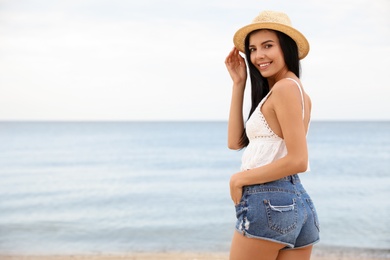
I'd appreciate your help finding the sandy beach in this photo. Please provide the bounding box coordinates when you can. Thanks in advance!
[0,254,388,260]
[1,247,389,260]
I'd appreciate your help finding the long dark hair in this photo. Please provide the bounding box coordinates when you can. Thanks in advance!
[239,29,301,147]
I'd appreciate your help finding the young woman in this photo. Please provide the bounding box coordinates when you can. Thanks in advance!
[225,11,320,260]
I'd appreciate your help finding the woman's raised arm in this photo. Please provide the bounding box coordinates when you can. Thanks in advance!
[225,48,247,150]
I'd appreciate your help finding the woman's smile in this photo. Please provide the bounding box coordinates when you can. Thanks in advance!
[258,62,272,70]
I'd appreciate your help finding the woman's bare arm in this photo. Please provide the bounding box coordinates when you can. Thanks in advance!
[225,48,247,150]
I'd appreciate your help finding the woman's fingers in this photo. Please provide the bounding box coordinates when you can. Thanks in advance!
[226,47,241,61]
[225,48,236,64]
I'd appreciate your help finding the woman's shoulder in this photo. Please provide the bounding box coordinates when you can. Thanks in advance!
[273,77,312,114]
[272,77,303,97]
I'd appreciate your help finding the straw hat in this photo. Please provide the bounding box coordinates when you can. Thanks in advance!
[233,10,309,59]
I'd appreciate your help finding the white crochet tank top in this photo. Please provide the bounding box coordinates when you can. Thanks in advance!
[240,78,309,172]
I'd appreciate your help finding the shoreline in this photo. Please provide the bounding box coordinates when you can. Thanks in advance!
[1,247,389,260]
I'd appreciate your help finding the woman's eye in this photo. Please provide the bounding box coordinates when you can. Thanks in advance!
[249,48,256,52]
[265,44,272,49]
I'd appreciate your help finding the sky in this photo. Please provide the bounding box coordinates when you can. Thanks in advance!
[0,0,389,121]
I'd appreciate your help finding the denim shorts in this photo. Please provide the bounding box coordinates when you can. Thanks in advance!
[234,174,320,249]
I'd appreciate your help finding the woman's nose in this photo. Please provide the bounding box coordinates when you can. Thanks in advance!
[255,50,265,59]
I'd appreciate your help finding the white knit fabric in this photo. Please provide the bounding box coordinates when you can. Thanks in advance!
[240,78,309,172]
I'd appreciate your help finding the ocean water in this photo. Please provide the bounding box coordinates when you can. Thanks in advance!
[0,121,389,254]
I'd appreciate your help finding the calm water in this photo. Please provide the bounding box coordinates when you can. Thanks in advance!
[0,121,389,254]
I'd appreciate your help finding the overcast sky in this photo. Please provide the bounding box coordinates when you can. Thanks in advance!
[0,0,389,121]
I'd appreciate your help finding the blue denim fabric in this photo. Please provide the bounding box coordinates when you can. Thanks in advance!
[234,174,320,249]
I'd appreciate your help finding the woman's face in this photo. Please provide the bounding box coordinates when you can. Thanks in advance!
[249,30,287,79]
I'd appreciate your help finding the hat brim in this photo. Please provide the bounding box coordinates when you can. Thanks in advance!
[233,22,310,59]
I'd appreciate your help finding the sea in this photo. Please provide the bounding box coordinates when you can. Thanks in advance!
[0,121,389,254]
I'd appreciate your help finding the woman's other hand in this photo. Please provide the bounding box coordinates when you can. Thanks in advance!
[230,171,244,205]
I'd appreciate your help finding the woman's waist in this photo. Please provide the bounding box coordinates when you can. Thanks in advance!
[242,175,306,194]
[241,141,286,164]
[240,152,286,171]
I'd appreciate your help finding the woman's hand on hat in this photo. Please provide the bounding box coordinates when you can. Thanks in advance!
[225,47,247,86]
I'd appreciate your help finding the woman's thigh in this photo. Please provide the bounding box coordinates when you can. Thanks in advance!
[276,245,313,260]
[230,231,285,260]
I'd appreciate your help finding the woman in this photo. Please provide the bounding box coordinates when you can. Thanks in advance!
[225,11,320,260]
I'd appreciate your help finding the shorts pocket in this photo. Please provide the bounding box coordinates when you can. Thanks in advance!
[306,198,320,231]
[264,197,298,234]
